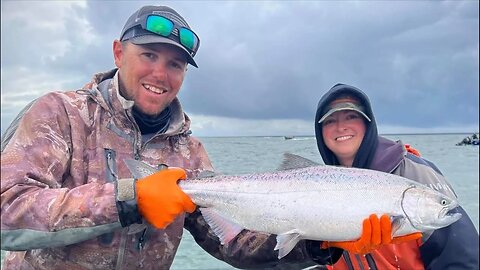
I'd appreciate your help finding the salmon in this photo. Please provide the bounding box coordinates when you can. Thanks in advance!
[124,153,461,258]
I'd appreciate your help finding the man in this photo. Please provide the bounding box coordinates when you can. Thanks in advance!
[1,5,410,269]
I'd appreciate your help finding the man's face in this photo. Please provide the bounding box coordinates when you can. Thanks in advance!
[113,41,187,116]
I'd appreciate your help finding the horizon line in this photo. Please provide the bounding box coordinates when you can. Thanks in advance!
[196,132,479,138]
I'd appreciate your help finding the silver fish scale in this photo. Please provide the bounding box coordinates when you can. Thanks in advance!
[179,166,428,241]
[125,158,459,243]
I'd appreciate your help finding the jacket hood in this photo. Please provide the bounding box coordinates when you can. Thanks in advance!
[314,83,379,168]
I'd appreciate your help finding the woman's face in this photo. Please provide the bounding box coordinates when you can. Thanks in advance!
[321,110,366,167]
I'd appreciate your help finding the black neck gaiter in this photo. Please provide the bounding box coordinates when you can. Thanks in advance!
[132,106,171,135]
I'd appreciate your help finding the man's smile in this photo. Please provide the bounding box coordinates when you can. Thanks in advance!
[143,83,167,94]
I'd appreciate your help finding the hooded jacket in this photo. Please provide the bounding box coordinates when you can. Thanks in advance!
[1,69,327,269]
[314,84,479,270]
[0,69,215,269]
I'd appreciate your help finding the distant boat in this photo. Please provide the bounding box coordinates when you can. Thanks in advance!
[456,133,479,146]
[284,136,295,140]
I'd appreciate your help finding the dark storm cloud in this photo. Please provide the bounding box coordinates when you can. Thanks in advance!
[1,1,478,135]
[181,1,479,128]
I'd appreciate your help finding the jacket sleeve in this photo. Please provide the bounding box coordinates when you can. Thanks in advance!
[1,94,121,251]
[420,206,479,269]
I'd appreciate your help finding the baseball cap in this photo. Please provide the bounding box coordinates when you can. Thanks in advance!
[318,97,371,123]
[119,5,199,67]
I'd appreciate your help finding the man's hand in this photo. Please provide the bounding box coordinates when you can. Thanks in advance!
[136,167,196,229]
[321,214,422,254]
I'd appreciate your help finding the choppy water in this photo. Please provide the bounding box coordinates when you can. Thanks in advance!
[2,134,479,269]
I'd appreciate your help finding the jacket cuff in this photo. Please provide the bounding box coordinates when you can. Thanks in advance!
[115,178,142,227]
[305,240,343,265]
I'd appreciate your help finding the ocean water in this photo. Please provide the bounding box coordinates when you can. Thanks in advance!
[1,134,479,269]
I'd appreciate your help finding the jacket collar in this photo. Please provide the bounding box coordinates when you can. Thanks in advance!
[369,136,405,173]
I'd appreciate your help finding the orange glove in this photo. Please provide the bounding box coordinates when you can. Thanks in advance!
[321,214,422,254]
[405,144,421,157]
[136,167,196,229]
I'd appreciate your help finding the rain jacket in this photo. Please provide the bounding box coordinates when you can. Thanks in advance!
[314,83,479,270]
[1,69,327,269]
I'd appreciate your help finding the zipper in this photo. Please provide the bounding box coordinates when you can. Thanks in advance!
[105,149,118,182]
[103,149,127,269]
[125,109,142,159]
[137,228,148,250]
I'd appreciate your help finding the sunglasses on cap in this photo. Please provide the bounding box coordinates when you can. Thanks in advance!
[121,14,200,57]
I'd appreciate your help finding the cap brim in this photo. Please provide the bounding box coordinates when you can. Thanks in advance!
[318,103,371,123]
[130,35,198,68]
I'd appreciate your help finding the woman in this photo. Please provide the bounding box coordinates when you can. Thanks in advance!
[314,83,479,269]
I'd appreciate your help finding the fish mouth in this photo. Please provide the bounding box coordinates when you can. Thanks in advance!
[437,208,462,228]
[429,199,462,229]
[413,206,462,231]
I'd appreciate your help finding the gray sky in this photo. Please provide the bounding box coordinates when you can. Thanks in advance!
[1,0,479,137]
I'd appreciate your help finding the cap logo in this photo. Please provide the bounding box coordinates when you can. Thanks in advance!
[330,97,359,106]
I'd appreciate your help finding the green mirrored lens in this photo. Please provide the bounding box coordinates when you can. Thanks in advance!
[179,28,198,51]
[146,16,173,36]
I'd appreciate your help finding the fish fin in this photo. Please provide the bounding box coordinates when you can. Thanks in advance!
[200,208,244,246]
[391,215,405,236]
[274,229,303,259]
[277,153,321,171]
[123,159,157,179]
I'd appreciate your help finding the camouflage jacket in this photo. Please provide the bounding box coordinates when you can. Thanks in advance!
[1,69,320,269]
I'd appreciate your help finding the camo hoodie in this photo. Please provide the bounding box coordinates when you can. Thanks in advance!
[1,69,327,269]
[0,68,216,269]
